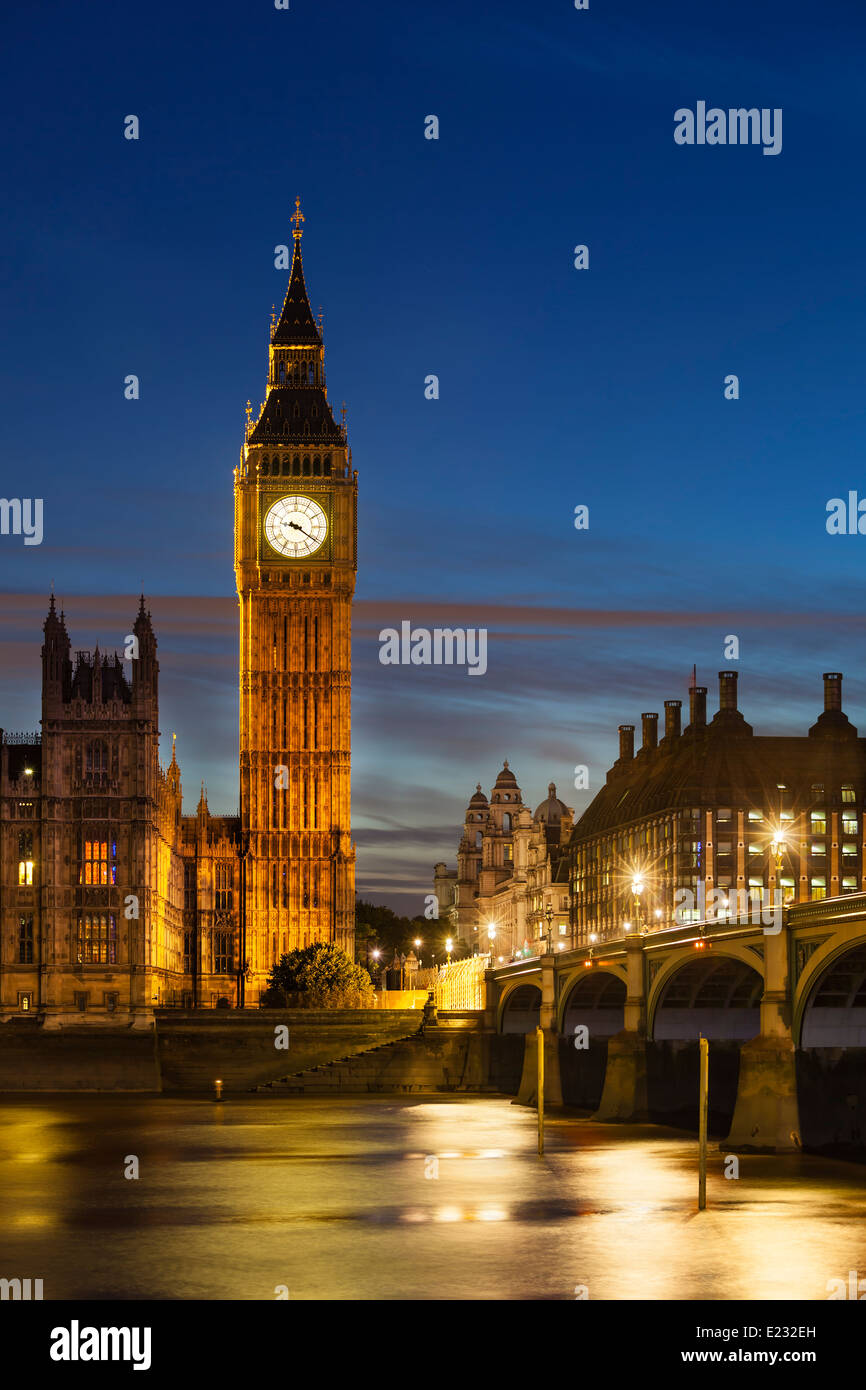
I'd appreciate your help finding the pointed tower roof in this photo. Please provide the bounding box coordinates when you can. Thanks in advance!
[249,200,342,447]
[272,198,322,347]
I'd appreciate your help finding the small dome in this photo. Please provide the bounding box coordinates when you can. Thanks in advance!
[534,781,569,824]
[494,760,518,788]
[468,782,488,808]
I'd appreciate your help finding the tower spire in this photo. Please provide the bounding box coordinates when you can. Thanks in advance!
[271,199,320,347]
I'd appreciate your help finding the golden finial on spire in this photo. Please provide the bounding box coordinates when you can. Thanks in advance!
[245,400,252,438]
[291,196,305,240]
[341,401,347,433]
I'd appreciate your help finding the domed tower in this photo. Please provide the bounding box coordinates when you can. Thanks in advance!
[488,761,524,835]
[458,783,489,883]
[533,782,573,847]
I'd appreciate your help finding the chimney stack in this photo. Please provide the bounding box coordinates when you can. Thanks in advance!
[664,699,682,740]
[823,672,843,712]
[641,712,658,751]
[618,725,634,761]
[689,685,707,729]
[719,670,738,711]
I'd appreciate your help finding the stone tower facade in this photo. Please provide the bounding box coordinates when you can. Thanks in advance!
[0,205,357,1024]
[235,204,357,995]
[0,597,185,1024]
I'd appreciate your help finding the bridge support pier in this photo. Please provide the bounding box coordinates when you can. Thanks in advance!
[514,953,563,1107]
[725,1035,801,1152]
[725,923,801,1152]
[515,1026,563,1107]
[593,936,649,1121]
[593,1030,650,1122]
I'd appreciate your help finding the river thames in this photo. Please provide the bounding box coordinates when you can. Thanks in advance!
[2,1094,865,1301]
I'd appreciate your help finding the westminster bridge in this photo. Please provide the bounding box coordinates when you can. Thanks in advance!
[479,892,866,1154]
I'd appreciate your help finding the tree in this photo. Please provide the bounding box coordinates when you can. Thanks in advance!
[262,943,375,1008]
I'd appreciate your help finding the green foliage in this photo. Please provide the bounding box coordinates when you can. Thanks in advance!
[265,943,374,1008]
[354,899,431,957]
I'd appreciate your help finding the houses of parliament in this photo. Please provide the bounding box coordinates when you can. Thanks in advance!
[0,206,358,1023]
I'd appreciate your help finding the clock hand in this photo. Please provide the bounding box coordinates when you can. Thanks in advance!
[286,520,313,538]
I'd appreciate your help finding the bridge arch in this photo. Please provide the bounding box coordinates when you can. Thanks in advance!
[497,980,542,1034]
[557,965,627,1037]
[647,945,763,1041]
[796,936,866,1047]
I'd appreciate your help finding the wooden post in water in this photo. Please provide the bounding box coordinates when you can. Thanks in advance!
[536,1025,544,1156]
[698,1035,708,1210]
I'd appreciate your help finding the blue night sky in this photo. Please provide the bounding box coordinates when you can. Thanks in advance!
[2,0,866,913]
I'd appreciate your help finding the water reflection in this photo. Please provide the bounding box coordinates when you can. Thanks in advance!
[0,1095,864,1300]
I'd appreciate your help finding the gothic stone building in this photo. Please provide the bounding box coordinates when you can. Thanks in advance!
[0,210,356,1024]
[567,670,866,947]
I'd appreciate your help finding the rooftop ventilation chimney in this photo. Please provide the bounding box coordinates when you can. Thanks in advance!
[809,671,857,739]
[641,712,658,751]
[824,672,842,712]
[719,670,738,710]
[689,685,707,729]
[618,725,634,761]
[664,699,682,740]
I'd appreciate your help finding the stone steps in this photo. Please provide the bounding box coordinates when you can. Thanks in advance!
[253,1026,494,1093]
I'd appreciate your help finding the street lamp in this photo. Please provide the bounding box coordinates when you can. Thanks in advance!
[487,923,496,959]
[630,875,645,932]
[544,906,553,953]
[769,829,787,910]
[414,936,422,966]
[446,937,453,966]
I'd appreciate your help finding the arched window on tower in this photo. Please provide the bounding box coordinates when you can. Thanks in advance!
[293,402,300,418]
[302,457,311,476]
[292,457,300,476]
[313,456,321,476]
[278,361,286,383]
[281,457,290,475]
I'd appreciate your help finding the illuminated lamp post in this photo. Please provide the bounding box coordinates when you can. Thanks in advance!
[487,923,496,960]
[769,829,787,912]
[544,906,554,953]
[446,937,453,966]
[631,875,645,932]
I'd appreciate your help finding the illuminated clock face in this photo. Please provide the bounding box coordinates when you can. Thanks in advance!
[263,495,328,558]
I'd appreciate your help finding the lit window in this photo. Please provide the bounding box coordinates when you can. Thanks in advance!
[748,810,764,823]
[18,916,34,963]
[18,860,34,886]
[842,785,856,803]
[81,838,117,886]
[76,914,117,964]
[842,876,858,893]
[810,842,827,856]
[811,812,827,834]
[810,876,827,902]
[842,813,858,836]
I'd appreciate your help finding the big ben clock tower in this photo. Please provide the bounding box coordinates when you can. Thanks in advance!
[235,201,357,995]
